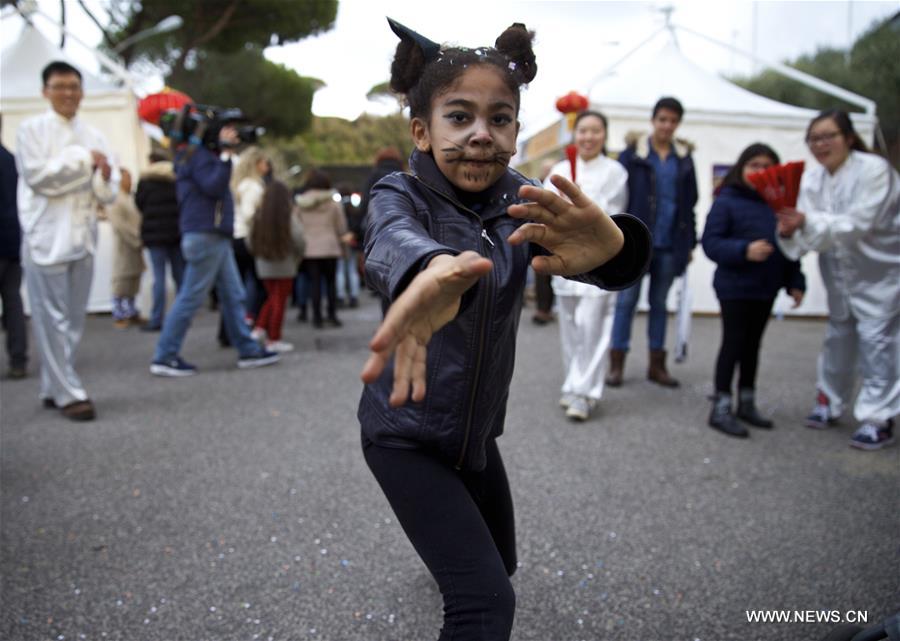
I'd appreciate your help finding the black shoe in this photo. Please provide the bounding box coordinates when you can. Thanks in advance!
[312,318,324,329]
[348,297,359,308]
[708,393,749,438]
[7,365,26,379]
[326,317,343,328]
[297,309,308,323]
[140,324,162,333]
[737,393,774,429]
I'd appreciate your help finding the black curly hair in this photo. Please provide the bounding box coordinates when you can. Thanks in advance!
[389,23,537,121]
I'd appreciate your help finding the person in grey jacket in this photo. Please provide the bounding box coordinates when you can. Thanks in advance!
[246,181,305,352]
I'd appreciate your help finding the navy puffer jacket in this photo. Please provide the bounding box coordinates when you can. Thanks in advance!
[702,184,805,301]
[358,150,651,471]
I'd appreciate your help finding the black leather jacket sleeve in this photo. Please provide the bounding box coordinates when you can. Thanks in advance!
[363,180,458,302]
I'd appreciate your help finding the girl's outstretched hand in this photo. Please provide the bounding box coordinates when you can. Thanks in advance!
[360,251,493,407]
[506,174,624,275]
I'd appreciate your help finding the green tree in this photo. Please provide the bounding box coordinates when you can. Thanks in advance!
[731,13,900,167]
[84,0,337,75]
[277,113,413,166]
[166,46,319,139]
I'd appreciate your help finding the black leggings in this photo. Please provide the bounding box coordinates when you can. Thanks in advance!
[363,438,517,641]
[714,298,775,393]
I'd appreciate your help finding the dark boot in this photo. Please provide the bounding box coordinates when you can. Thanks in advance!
[708,393,748,438]
[606,349,626,387]
[648,349,679,387]
[737,388,774,428]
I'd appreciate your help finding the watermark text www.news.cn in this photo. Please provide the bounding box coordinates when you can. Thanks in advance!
[746,610,868,624]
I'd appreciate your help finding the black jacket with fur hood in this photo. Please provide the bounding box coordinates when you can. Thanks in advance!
[358,149,651,471]
[136,160,180,247]
[619,131,698,276]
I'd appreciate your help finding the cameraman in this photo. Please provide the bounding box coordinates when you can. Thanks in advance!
[150,125,279,376]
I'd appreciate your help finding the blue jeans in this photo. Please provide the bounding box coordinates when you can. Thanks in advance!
[611,249,678,351]
[336,249,360,300]
[154,233,263,362]
[147,244,185,328]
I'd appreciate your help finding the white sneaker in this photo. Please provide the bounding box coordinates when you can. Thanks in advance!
[559,393,577,409]
[565,396,597,422]
[250,327,267,342]
[266,340,294,353]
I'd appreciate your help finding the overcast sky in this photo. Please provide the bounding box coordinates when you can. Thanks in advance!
[3,0,897,137]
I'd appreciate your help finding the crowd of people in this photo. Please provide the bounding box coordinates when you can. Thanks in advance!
[0,38,897,640]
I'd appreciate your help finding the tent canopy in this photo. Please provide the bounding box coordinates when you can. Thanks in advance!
[1,24,121,99]
[589,38,820,124]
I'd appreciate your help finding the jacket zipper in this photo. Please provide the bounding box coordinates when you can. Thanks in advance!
[456,228,494,469]
[410,175,496,469]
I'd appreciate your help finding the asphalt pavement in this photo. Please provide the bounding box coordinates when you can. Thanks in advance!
[1,293,898,641]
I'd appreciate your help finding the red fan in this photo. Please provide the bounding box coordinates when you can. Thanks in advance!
[138,88,194,125]
[746,161,805,210]
[565,144,578,183]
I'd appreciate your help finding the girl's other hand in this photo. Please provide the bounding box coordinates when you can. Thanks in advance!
[360,251,492,407]
[789,288,804,308]
[506,174,624,276]
[746,239,774,262]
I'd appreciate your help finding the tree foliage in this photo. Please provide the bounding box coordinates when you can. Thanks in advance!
[276,113,413,167]
[166,46,318,139]
[731,13,900,167]
[100,0,337,74]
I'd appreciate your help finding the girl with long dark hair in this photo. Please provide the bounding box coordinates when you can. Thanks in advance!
[702,143,805,437]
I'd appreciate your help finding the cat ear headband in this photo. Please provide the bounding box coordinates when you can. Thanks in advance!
[387,17,441,62]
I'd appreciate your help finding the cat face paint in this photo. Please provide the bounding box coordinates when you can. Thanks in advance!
[411,66,519,193]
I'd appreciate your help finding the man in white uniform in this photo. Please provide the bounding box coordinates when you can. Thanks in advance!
[16,61,118,421]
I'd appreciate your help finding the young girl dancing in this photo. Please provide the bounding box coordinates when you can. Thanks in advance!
[357,19,651,640]
[246,181,305,352]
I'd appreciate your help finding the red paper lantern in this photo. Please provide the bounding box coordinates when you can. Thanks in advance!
[555,91,589,131]
[138,88,194,125]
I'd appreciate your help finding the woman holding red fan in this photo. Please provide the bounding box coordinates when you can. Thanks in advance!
[776,110,900,451]
[702,143,806,437]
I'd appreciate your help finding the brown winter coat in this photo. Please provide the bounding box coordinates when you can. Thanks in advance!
[294,189,346,258]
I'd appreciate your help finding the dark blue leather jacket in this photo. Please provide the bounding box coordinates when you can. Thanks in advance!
[358,150,651,471]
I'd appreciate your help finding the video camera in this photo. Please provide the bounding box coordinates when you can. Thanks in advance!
[159,104,264,150]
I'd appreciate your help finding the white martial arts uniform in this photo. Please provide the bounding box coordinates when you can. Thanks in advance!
[16,109,118,406]
[544,154,628,402]
[777,151,900,423]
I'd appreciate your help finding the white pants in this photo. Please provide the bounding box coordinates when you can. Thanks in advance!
[557,292,616,401]
[23,252,93,407]
[817,312,900,423]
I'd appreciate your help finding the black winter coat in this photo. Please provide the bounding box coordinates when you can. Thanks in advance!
[0,143,20,260]
[702,184,805,301]
[136,161,180,247]
[358,150,651,471]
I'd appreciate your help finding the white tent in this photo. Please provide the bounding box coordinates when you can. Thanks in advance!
[516,28,878,317]
[1,23,151,312]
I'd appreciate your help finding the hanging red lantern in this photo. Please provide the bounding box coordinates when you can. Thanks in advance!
[138,88,194,125]
[555,91,588,182]
[555,91,589,131]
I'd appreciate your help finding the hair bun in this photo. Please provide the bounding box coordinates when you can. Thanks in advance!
[390,40,427,95]
[495,23,537,84]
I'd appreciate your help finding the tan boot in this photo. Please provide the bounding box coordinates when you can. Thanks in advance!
[606,349,626,387]
[648,349,679,387]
